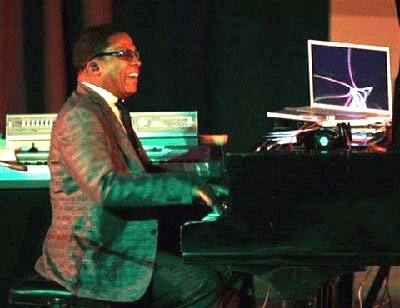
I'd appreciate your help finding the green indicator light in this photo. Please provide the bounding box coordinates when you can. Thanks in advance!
[318,136,329,147]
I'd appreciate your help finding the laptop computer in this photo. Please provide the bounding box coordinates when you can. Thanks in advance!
[267,40,393,127]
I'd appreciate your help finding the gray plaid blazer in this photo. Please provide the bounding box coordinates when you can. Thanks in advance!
[35,83,193,301]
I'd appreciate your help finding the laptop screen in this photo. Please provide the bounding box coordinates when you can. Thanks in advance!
[308,40,392,117]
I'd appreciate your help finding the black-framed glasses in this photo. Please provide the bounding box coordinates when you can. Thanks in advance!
[88,50,140,62]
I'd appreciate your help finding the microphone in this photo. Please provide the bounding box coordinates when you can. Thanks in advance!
[0,161,28,171]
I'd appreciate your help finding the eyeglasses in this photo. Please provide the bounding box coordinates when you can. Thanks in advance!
[88,50,140,62]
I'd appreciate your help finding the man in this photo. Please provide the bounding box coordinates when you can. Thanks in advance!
[35,24,250,307]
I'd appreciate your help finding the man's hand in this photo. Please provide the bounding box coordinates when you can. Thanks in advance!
[192,186,215,207]
[208,183,229,199]
[192,183,230,215]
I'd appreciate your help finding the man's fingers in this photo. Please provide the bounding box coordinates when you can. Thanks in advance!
[192,187,214,207]
[198,190,213,207]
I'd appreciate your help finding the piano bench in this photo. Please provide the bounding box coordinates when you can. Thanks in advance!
[8,275,146,307]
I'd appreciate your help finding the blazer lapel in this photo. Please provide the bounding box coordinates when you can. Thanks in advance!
[76,84,146,171]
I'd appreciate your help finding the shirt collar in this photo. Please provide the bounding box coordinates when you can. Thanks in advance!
[81,82,118,105]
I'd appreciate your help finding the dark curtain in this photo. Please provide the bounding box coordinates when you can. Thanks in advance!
[397,0,400,21]
[0,0,329,151]
[0,1,26,120]
[390,0,400,148]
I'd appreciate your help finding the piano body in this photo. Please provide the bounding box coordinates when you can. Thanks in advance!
[181,151,400,302]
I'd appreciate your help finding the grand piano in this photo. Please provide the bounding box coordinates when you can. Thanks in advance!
[182,62,400,307]
[181,149,400,306]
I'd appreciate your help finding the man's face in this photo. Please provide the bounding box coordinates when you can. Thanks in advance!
[99,33,141,99]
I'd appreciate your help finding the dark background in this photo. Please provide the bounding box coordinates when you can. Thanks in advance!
[116,1,329,151]
[0,0,329,151]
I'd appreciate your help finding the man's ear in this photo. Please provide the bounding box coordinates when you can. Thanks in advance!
[87,61,101,74]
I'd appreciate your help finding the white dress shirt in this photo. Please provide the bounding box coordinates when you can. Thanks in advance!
[81,82,126,132]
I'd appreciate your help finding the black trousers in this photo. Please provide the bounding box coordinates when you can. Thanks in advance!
[147,250,255,308]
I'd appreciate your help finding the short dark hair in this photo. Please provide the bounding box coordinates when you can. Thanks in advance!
[73,24,128,71]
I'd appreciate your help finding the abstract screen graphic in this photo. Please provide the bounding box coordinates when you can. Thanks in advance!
[308,40,391,114]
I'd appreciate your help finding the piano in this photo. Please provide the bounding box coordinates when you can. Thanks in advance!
[181,151,400,304]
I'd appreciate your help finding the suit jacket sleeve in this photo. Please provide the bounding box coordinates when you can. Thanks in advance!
[54,104,195,209]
